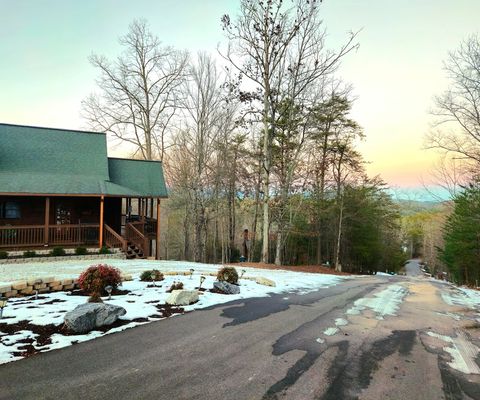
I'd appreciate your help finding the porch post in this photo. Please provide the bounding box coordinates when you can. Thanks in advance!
[99,195,104,248]
[156,198,161,260]
[44,197,50,245]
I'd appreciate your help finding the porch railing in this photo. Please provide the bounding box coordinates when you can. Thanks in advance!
[126,222,149,256]
[104,224,127,252]
[0,225,44,248]
[125,216,157,237]
[0,224,99,248]
[48,224,99,245]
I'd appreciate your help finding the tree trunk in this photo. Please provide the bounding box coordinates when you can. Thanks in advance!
[335,196,344,272]
[193,193,205,263]
[250,156,263,262]
[274,230,282,266]
[183,205,190,260]
[261,136,270,263]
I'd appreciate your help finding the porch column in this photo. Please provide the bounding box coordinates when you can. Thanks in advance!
[99,195,104,248]
[156,198,161,260]
[44,197,50,245]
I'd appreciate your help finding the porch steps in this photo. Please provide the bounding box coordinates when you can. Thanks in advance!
[126,242,145,260]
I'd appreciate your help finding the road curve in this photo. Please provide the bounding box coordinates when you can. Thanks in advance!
[1,275,479,400]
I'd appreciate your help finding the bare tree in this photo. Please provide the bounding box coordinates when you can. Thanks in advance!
[221,0,358,263]
[175,53,232,262]
[422,154,471,201]
[82,19,188,160]
[427,34,480,165]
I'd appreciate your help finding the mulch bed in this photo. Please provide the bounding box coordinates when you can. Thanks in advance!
[154,304,185,318]
[0,301,187,360]
[0,315,161,359]
[67,288,130,297]
[228,262,352,276]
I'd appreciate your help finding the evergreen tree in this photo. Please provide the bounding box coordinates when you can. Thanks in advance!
[440,184,480,286]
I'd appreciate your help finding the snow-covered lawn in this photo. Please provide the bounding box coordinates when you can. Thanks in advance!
[0,259,346,364]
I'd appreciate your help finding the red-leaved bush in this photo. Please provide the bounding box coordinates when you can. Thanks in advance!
[78,264,122,296]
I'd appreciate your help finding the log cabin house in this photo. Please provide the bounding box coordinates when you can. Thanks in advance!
[0,123,167,259]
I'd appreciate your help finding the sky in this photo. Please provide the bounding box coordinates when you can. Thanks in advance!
[0,0,479,198]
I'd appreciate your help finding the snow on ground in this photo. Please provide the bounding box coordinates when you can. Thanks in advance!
[427,331,480,375]
[441,286,480,311]
[0,259,347,364]
[346,284,408,320]
[317,283,409,342]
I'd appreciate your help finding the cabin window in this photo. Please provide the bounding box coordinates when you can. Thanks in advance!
[0,202,21,219]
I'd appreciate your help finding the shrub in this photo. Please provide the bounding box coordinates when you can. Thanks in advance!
[50,247,66,257]
[78,264,122,297]
[167,281,184,292]
[217,266,239,284]
[0,251,7,259]
[99,246,111,255]
[75,247,88,255]
[140,269,164,282]
[23,250,36,258]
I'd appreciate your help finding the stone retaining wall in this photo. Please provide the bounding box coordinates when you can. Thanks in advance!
[0,253,125,265]
[0,273,133,298]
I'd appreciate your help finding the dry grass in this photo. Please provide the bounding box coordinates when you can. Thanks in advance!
[227,262,352,276]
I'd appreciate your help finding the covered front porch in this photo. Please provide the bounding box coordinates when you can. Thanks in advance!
[0,195,161,259]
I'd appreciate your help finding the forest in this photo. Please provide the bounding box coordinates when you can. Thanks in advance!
[82,0,479,280]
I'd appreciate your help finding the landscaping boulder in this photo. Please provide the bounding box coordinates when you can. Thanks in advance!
[166,290,199,306]
[64,303,126,334]
[213,281,240,295]
[255,277,276,287]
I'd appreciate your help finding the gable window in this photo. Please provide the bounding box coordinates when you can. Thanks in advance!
[0,202,21,219]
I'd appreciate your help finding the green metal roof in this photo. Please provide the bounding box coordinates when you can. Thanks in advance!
[108,158,168,198]
[0,123,168,198]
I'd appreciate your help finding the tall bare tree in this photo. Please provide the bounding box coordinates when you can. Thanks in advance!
[82,19,188,160]
[175,53,235,262]
[221,0,358,263]
[428,34,480,166]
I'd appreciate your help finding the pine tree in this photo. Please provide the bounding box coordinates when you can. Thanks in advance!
[441,184,480,286]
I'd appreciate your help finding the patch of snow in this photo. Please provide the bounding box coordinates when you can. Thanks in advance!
[316,338,325,344]
[441,287,480,311]
[427,331,480,375]
[346,284,408,320]
[435,311,462,321]
[323,327,339,336]
[335,318,348,326]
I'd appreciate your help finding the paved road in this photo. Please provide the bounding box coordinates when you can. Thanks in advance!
[405,259,423,276]
[1,274,479,400]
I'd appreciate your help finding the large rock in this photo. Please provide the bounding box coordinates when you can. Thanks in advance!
[255,277,276,287]
[64,303,127,333]
[166,290,199,306]
[213,281,240,295]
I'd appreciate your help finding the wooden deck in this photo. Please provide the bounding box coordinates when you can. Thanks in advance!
[0,220,157,257]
